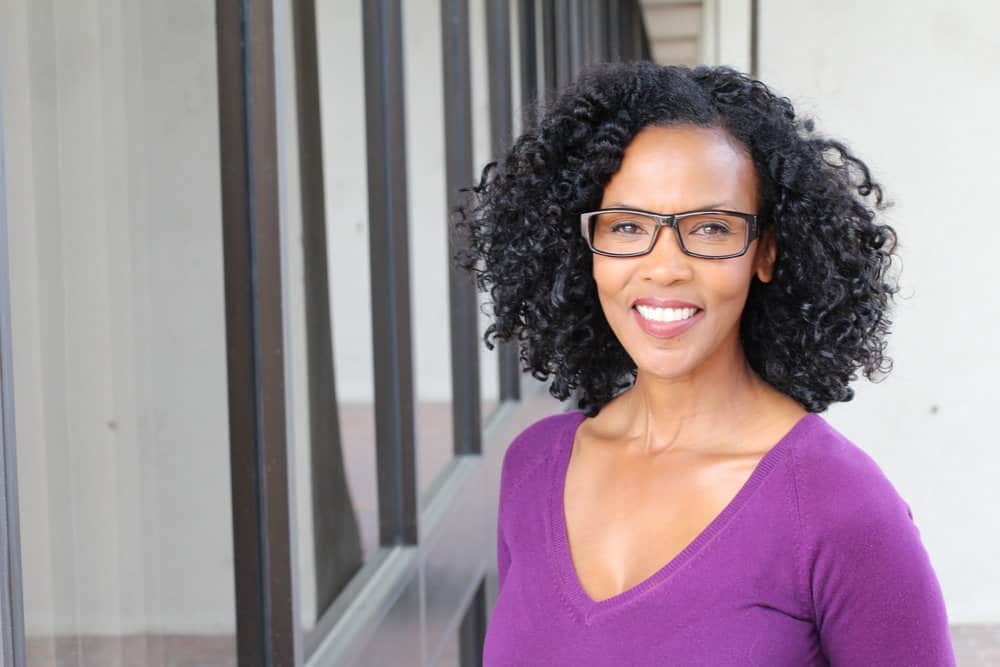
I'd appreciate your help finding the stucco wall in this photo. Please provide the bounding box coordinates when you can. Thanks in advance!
[710,0,1000,623]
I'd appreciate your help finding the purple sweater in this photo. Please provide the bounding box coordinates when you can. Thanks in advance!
[484,409,955,666]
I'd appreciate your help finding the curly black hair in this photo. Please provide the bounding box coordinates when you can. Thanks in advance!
[454,62,898,417]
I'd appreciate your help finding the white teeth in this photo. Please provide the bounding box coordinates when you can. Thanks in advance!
[635,305,698,323]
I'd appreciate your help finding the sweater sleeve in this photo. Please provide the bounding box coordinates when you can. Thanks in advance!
[497,517,512,592]
[797,446,956,665]
[495,425,521,594]
[493,412,571,597]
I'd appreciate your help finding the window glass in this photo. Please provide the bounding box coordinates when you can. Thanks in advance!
[281,0,382,635]
[402,0,458,500]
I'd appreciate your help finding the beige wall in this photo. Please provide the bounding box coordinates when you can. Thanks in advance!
[709,0,1000,623]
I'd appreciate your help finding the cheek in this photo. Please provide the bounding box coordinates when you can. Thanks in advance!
[713,264,756,299]
[701,263,758,323]
[591,258,634,336]
[592,256,629,297]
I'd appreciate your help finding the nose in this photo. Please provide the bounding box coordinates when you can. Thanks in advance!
[638,224,694,284]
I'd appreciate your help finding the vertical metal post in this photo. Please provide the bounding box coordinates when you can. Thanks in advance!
[554,0,572,88]
[441,0,483,455]
[215,0,296,664]
[587,0,607,65]
[540,0,558,99]
[486,0,521,403]
[607,0,621,62]
[361,0,419,545]
[750,0,760,77]
[0,54,26,667]
[567,0,582,79]
[518,0,539,127]
[458,579,487,667]
[637,2,652,61]
[620,1,637,61]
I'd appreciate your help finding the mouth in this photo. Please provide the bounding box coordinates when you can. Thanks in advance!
[630,303,704,339]
[632,304,702,323]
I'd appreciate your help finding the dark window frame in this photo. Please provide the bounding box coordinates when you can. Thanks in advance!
[487,0,521,403]
[215,0,296,664]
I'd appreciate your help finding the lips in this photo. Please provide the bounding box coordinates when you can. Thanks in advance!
[631,297,701,309]
[630,299,704,339]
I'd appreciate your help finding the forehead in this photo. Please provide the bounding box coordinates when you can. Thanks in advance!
[600,124,758,212]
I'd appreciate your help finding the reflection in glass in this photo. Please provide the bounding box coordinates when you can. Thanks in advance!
[402,0,457,500]
[471,0,501,423]
[280,0,378,636]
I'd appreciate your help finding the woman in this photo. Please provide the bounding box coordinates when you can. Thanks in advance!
[456,63,955,665]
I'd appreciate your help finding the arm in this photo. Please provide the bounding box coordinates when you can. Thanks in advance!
[810,495,956,665]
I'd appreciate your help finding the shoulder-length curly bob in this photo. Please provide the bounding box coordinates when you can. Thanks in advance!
[454,62,898,417]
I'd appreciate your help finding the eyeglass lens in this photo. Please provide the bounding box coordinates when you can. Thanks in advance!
[590,211,749,257]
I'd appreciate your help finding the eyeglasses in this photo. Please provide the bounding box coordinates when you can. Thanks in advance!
[579,208,760,259]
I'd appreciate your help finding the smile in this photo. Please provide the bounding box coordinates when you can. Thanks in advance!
[634,305,699,323]
[631,305,704,339]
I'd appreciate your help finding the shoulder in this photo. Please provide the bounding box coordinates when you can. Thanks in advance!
[499,409,582,500]
[786,415,936,615]
[787,414,913,533]
[786,417,954,661]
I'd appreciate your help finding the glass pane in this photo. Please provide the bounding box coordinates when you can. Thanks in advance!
[1,2,236,665]
[435,633,460,667]
[279,0,381,637]
[470,0,501,422]
[318,0,379,565]
[401,0,457,500]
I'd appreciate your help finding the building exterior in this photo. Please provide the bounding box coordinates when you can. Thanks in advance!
[0,1,997,666]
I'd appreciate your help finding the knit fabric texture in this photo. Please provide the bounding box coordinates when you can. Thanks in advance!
[483,410,955,666]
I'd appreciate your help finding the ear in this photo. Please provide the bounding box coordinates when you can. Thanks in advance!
[754,226,777,283]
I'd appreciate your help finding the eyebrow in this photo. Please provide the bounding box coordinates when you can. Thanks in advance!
[604,201,732,211]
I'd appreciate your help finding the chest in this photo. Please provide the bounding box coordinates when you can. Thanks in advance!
[561,441,762,603]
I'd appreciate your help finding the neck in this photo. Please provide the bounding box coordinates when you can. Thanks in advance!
[613,335,771,455]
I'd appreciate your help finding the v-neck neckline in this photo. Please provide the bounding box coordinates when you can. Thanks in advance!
[549,409,816,623]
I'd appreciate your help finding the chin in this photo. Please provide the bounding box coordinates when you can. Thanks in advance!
[630,347,701,381]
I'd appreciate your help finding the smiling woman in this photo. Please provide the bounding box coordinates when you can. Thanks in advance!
[454,62,956,665]
[590,125,775,387]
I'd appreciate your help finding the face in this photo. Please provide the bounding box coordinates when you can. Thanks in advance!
[593,124,776,381]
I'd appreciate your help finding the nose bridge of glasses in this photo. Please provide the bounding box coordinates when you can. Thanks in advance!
[649,213,685,255]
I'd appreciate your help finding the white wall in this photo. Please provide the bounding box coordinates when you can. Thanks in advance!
[711,0,1000,623]
[714,0,752,72]
[0,0,235,635]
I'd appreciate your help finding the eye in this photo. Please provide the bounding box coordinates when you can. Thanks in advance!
[690,221,733,236]
[609,221,648,235]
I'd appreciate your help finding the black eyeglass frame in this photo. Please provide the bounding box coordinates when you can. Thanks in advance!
[579,208,761,260]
